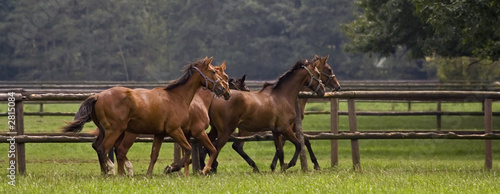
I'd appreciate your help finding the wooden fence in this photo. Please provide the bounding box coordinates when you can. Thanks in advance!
[0,90,499,175]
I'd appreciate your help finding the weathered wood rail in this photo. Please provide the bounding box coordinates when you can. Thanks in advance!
[0,90,498,174]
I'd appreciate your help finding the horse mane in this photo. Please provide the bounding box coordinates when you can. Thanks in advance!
[271,59,308,90]
[165,59,204,90]
[258,81,275,92]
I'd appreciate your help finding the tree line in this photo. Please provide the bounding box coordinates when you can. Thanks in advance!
[1,0,498,82]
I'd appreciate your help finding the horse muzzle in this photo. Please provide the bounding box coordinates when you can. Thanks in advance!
[223,92,231,100]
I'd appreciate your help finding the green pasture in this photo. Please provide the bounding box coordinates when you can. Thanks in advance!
[0,101,499,193]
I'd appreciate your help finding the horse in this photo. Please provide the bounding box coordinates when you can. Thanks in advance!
[226,55,341,172]
[205,59,326,173]
[90,73,250,176]
[62,57,231,176]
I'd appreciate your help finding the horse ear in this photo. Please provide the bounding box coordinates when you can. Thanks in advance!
[242,74,247,82]
[205,57,214,67]
[221,61,226,70]
[314,54,320,59]
[320,55,329,64]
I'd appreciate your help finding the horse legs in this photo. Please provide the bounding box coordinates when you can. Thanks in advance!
[200,125,218,172]
[279,127,302,171]
[147,134,164,176]
[304,138,320,170]
[97,129,126,175]
[232,141,260,172]
[270,138,320,170]
[164,128,192,174]
[91,128,109,175]
[271,131,285,171]
[115,132,138,176]
[191,127,218,175]
[270,138,285,171]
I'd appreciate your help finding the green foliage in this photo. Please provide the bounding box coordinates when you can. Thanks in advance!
[0,0,436,81]
[344,0,500,61]
[427,56,500,83]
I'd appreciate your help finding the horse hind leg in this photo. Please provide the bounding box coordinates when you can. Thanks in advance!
[232,141,260,173]
[116,132,138,176]
[92,126,112,175]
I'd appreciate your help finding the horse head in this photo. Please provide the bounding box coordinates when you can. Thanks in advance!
[229,74,250,91]
[194,57,231,100]
[303,59,326,97]
[313,54,341,91]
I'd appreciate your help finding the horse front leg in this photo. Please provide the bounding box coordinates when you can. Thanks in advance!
[280,127,302,171]
[270,139,286,172]
[164,128,191,174]
[147,134,165,176]
[304,138,320,170]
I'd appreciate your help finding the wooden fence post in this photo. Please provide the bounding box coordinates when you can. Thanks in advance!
[348,99,361,171]
[330,98,339,167]
[295,99,308,171]
[173,143,181,164]
[39,103,43,117]
[191,141,201,174]
[484,99,493,170]
[15,100,26,175]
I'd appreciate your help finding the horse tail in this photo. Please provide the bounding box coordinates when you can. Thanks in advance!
[63,95,98,133]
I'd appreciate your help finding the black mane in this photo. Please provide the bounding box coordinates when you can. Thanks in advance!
[271,59,308,90]
[165,59,204,90]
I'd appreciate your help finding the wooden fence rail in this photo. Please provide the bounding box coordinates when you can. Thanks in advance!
[0,90,498,175]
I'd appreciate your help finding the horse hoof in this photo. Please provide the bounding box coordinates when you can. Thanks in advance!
[164,166,174,174]
[281,163,289,171]
[314,165,321,170]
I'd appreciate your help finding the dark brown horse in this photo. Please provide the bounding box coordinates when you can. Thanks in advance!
[206,59,326,172]
[225,55,341,172]
[93,73,250,176]
[63,57,231,176]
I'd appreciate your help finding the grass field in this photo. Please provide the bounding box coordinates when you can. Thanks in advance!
[0,101,499,193]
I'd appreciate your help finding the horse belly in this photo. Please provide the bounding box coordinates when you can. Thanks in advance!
[126,119,164,134]
[238,117,274,132]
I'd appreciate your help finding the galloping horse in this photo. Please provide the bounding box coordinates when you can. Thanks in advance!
[92,73,250,176]
[206,59,326,172]
[63,57,231,175]
[227,55,341,172]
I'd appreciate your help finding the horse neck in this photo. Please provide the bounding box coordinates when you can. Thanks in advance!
[168,75,204,107]
[271,71,308,103]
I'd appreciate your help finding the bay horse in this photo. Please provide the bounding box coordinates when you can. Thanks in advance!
[206,59,326,172]
[62,57,231,176]
[227,55,341,172]
[92,73,250,176]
